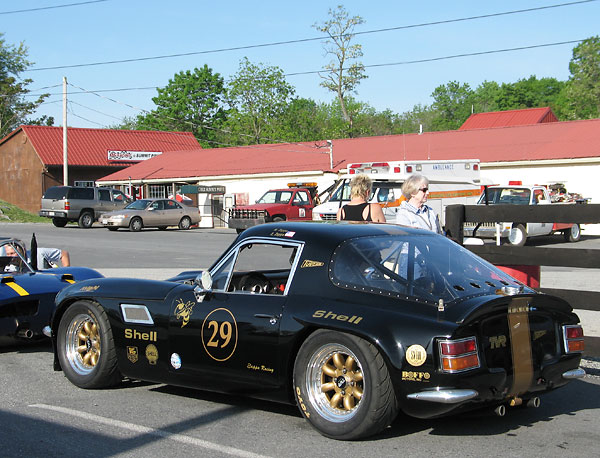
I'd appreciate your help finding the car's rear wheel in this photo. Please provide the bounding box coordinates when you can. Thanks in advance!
[293,330,398,440]
[78,212,94,229]
[52,217,68,227]
[272,216,285,223]
[178,216,192,230]
[56,300,121,389]
[129,217,143,232]
[507,224,527,246]
[563,223,581,242]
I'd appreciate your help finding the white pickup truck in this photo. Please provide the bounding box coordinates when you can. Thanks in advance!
[463,184,582,246]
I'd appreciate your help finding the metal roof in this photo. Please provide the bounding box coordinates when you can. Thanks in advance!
[9,126,200,166]
[97,117,600,183]
[459,107,558,130]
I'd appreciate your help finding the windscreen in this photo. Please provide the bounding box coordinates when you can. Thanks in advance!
[257,191,292,204]
[330,234,530,305]
[125,199,152,210]
[478,188,531,205]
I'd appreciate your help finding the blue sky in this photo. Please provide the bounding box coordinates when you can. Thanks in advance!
[3,0,600,130]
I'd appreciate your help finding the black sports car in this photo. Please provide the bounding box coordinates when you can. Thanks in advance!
[1,236,103,342]
[49,222,585,440]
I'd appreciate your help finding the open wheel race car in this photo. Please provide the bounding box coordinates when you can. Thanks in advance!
[1,236,103,342]
[49,222,585,440]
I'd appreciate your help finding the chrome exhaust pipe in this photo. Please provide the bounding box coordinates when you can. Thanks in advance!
[527,397,541,408]
[494,405,506,417]
[17,329,33,339]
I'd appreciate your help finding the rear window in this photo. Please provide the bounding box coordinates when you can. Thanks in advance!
[68,187,95,200]
[43,186,69,199]
[330,234,531,305]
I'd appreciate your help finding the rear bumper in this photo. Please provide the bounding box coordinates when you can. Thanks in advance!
[228,217,266,230]
[39,210,68,219]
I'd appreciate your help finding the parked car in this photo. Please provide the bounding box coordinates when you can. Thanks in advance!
[39,186,131,228]
[1,236,103,342]
[100,198,201,232]
[49,222,585,440]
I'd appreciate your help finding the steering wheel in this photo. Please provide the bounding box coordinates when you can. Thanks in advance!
[238,273,271,294]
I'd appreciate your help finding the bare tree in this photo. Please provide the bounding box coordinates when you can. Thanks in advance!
[313,5,367,136]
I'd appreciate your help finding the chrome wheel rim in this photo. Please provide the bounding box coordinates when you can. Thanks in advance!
[305,343,364,423]
[65,313,100,375]
[508,227,524,245]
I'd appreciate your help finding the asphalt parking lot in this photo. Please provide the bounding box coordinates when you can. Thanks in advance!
[2,222,600,456]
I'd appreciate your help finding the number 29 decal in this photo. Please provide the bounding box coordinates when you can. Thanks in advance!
[201,308,238,361]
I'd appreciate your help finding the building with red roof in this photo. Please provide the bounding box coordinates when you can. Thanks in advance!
[96,114,600,227]
[459,107,558,130]
[0,126,200,213]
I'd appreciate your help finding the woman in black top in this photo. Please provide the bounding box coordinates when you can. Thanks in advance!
[336,174,386,222]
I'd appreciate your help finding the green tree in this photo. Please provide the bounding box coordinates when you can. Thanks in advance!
[0,33,51,138]
[565,36,600,119]
[224,57,295,145]
[393,103,436,135]
[495,76,565,112]
[430,81,474,131]
[136,65,227,147]
[313,5,367,135]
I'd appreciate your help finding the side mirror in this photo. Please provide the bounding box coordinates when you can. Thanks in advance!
[194,271,213,302]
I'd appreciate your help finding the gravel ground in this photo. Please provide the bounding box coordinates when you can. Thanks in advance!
[581,356,600,378]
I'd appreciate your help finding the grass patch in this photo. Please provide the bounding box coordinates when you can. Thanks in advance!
[0,199,50,223]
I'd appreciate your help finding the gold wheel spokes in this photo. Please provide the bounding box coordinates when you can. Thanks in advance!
[76,319,100,368]
[322,363,337,378]
[332,352,345,370]
[320,351,364,412]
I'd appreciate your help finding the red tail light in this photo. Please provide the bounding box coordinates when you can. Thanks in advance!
[563,325,584,353]
[439,337,480,373]
[406,166,413,173]
[393,167,400,173]
[64,200,70,210]
[473,164,479,171]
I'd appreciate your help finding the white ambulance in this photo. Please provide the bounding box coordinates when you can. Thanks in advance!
[312,160,482,226]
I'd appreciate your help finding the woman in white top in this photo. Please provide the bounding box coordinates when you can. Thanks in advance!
[396,174,442,234]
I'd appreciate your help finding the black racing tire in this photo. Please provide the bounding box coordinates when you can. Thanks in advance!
[107,227,118,231]
[563,224,581,242]
[78,212,94,229]
[129,217,143,232]
[56,300,121,389]
[293,329,398,440]
[178,216,192,230]
[52,217,68,227]
[506,224,527,246]
[272,216,285,223]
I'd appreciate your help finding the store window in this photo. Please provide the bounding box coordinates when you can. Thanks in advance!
[148,185,167,199]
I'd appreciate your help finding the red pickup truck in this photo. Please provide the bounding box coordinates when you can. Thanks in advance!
[228,184,317,233]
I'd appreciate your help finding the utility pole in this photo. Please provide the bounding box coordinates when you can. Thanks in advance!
[327,140,333,170]
[62,76,68,185]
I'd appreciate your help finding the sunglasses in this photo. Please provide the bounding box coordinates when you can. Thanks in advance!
[419,187,429,193]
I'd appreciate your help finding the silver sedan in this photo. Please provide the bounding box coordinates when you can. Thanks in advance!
[101,198,201,231]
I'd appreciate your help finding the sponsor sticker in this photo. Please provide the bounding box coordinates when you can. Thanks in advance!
[174,298,195,328]
[145,344,158,365]
[170,353,182,370]
[406,344,427,367]
[127,346,138,363]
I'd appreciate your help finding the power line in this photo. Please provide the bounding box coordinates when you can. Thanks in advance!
[24,0,597,72]
[0,0,109,15]
[22,37,587,97]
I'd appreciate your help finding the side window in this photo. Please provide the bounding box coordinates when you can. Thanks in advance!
[210,241,301,295]
[70,187,94,200]
[98,189,111,201]
[151,201,164,210]
[294,191,309,204]
[112,190,127,201]
[165,200,179,210]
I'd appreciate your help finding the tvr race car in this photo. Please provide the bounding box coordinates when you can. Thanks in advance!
[49,222,585,440]
[1,236,103,342]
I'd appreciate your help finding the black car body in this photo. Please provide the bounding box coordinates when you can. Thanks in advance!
[49,222,585,439]
[1,237,104,341]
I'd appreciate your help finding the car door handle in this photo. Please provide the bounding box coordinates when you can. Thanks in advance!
[254,313,280,325]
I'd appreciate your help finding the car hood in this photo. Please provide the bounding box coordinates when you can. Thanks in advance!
[56,277,181,303]
[1,267,103,301]
[102,209,145,217]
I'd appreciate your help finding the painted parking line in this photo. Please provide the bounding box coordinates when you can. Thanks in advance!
[30,404,270,458]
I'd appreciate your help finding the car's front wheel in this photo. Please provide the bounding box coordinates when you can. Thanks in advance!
[129,217,143,232]
[78,212,94,229]
[178,216,192,230]
[56,300,121,389]
[293,330,398,440]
